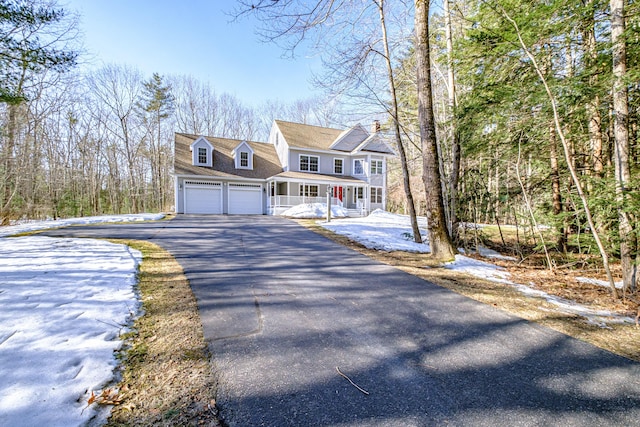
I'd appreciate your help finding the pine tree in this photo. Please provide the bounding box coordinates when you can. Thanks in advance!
[137,73,175,211]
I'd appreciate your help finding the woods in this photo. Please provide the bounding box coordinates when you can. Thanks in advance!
[1,0,638,294]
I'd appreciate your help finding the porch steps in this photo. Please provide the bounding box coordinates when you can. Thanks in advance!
[346,208,367,218]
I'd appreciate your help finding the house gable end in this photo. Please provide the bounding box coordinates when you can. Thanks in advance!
[352,134,395,155]
[329,124,369,152]
[190,136,214,167]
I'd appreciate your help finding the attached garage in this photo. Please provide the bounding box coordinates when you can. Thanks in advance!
[184,181,222,214]
[228,183,263,214]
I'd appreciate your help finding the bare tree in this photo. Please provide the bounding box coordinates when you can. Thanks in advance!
[376,0,423,243]
[610,0,636,293]
[415,0,457,260]
[87,64,145,213]
[443,0,461,241]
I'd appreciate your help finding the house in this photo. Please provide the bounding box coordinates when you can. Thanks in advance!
[173,120,395,216]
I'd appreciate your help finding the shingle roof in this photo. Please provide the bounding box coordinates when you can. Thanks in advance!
[174,133,283,179]
[275,120,394,154]
[275,120,344,151]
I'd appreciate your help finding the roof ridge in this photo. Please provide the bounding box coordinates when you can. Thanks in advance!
[275,119,343,132]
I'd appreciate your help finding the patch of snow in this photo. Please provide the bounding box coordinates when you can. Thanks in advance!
[577,276,624,289]
[319,209,430,252]
[282,203,348,219]
[444,256,635,327]
[0,236,142,426]
[459,246,517,261]
[0,213,165,237]
[444,254,512,283]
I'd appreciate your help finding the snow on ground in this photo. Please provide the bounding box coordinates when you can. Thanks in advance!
[444,254,513,284]
[0,214,163,426]
[459,246,518,261]
[282,203,348,219]
[577,276,624,289]
[320,209,431,252]
[321,210,635,327]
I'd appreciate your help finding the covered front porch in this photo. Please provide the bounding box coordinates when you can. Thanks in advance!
[267,171,369,216]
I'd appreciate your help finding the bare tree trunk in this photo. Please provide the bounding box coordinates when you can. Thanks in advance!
[1,104,18,225]
[377,0,422,244]
[583,0,605,178]
[611,0,637,294]
[444,0,461,242]
[549,125,566,253]
[415,0,457,261]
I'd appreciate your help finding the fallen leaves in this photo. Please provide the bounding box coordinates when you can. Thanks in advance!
[84,387,123,412]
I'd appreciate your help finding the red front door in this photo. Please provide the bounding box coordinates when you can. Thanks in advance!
[336,186,343,202]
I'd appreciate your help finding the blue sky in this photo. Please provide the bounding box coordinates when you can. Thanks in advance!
[64,0,322,106]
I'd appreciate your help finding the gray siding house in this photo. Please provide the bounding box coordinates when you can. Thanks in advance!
[173,120,395,216]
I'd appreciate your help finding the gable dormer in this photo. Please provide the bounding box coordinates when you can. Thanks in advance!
[352,133,395,155]
[330,124,369,152]
[190,136,214,167]
[232,141,254,170]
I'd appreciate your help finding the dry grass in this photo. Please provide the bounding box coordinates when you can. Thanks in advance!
[297,219,640,362]
[105,240,220,427]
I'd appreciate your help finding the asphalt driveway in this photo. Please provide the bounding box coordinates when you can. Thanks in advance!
[42,215,640,426]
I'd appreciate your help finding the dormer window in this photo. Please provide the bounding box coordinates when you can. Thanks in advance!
[233,141,254,170]
[198,147,207,164]
[190,136,214,167]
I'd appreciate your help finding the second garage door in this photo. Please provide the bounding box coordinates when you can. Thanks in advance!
[229,183,263,214]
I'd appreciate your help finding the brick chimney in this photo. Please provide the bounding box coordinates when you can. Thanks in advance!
[372,120,381,133]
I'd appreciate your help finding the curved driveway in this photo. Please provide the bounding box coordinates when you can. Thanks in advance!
[43,215,640,426]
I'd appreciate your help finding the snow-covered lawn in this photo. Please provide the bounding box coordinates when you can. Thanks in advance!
[319,209,635,327]
[0,214,163,426]
[322,209,431,252]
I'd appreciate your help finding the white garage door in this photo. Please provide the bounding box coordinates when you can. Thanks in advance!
[229,183,263,215]
[184,181,222,214]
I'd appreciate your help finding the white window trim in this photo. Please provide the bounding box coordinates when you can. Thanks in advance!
[236,151,253,169]
[333,158,344,175]
[299,184,319,197]
[353,159,365,176]
[371,160,383,175]
[197,147,208,165]
[299,154,319,173]
[371,187,383,204]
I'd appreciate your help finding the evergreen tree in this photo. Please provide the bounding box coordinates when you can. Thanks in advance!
[137,73,175,211]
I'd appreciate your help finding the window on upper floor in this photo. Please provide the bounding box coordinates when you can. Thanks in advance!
[371,187,383,204]
[371,160,383,175]
[240,152,249,167]
[300,154,319,172]
[334,158,343,174]
[353,159,364,175]
[198,147,208,164]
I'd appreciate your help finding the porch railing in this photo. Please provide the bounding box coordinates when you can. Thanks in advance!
[269,195,342,207]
